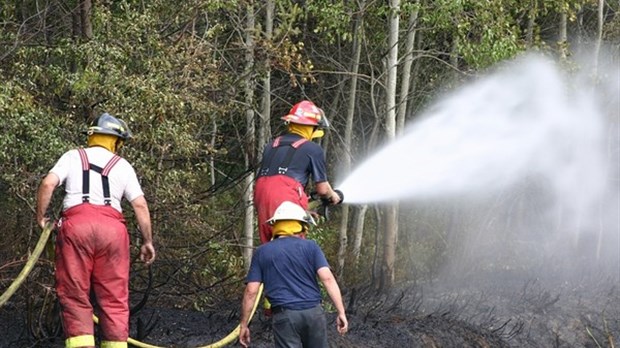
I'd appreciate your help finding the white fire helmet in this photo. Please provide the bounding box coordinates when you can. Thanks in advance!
[266,201,316,226]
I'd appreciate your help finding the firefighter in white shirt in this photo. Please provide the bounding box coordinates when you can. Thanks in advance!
[36,113,155,348]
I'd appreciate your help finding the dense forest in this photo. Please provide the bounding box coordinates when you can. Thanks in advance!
[1,0,619,346]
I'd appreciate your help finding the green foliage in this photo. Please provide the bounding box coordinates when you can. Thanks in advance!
[421,0,525,69]
[305,0,353,44]
[0,82,75,196]
[456,1,524,68]
[0,0,250,306]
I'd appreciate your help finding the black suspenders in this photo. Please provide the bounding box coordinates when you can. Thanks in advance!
[258,136,308,177]
[77,148,122,206]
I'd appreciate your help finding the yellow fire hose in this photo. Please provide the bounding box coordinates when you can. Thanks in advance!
[0,223,53,307]
[0,223,263,347]
[93,284,263,348]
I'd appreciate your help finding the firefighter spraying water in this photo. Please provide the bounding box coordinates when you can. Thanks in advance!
[253,100,343,244]
[253,100,344,317]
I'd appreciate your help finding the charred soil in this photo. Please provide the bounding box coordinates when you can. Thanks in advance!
[2,272,617,348]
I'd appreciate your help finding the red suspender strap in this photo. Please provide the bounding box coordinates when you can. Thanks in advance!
[76,149,122,206]
[102,155,122,176]
[259,136,306,177]
[101,155,121,206]
[78,148,90,202]
[291,138,307,148]
[77,148,89,171]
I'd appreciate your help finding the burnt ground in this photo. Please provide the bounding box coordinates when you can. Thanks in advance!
[2,271,618,348]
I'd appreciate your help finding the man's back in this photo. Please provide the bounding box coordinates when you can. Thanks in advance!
[238,201,348,348]
[50,146,143,212]
[259,133,328,187]
[247,237,329,309]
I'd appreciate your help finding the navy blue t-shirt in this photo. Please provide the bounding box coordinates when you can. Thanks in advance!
[246,237,330,310]
[258,134,329,187]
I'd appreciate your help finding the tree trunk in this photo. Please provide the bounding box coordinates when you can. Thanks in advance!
[380,0,400,293]
[593,0,606,261]
[336,0,367,280]
[242,0,256,269]
[406,29,423,121]
[558,9,568,60]
[209,118,217,187]
[352,204,368,265]
[593,0,604,75]
[526,1,536,47]
[450,28,460,81]
[396,2,419,133]
[371,205,383,284]
[362,70,384,270]
[259,0,274,153]
[80,0,93,40]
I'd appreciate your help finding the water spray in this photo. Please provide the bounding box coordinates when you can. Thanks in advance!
[335,53,618,279]
[337,55,606,214]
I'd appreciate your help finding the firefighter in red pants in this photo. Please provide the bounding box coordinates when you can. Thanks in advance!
[254,100,342,316]
[254,100,341,245]
[36,113,155,348]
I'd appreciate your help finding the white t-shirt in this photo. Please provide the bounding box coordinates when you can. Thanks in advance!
[50,147,144,213]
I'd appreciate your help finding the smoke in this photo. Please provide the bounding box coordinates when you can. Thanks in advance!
[337,52,619,283]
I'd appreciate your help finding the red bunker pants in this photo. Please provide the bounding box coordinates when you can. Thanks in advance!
[55,203,130,347]
[254,175,309,244]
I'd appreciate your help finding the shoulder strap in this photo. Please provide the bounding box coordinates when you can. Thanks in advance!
[272,136,282,148]
[77,148,122,205]
[258,136,308,177]
[100,155,122,205]
[290,138,308,148]
[278,138,308,174]
[77,148,90,203]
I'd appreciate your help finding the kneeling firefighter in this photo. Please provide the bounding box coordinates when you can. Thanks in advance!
[36,113,156,348]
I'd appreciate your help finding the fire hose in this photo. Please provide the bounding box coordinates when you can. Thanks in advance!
[0,223,262,347]
[0,223,53,307]
[92,285,263,348]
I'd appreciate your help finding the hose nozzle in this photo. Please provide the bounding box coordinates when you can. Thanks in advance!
[333,189,344,205]
[309,189,344,220]
[310,189,344,206]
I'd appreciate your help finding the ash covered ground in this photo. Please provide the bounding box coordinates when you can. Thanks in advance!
[2,271,617,348]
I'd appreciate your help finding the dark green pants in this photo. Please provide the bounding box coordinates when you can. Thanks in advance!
[272,305,327,348]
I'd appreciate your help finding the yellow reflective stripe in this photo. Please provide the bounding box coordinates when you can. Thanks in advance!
[66,335,94,348]
[101,341,127,348]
